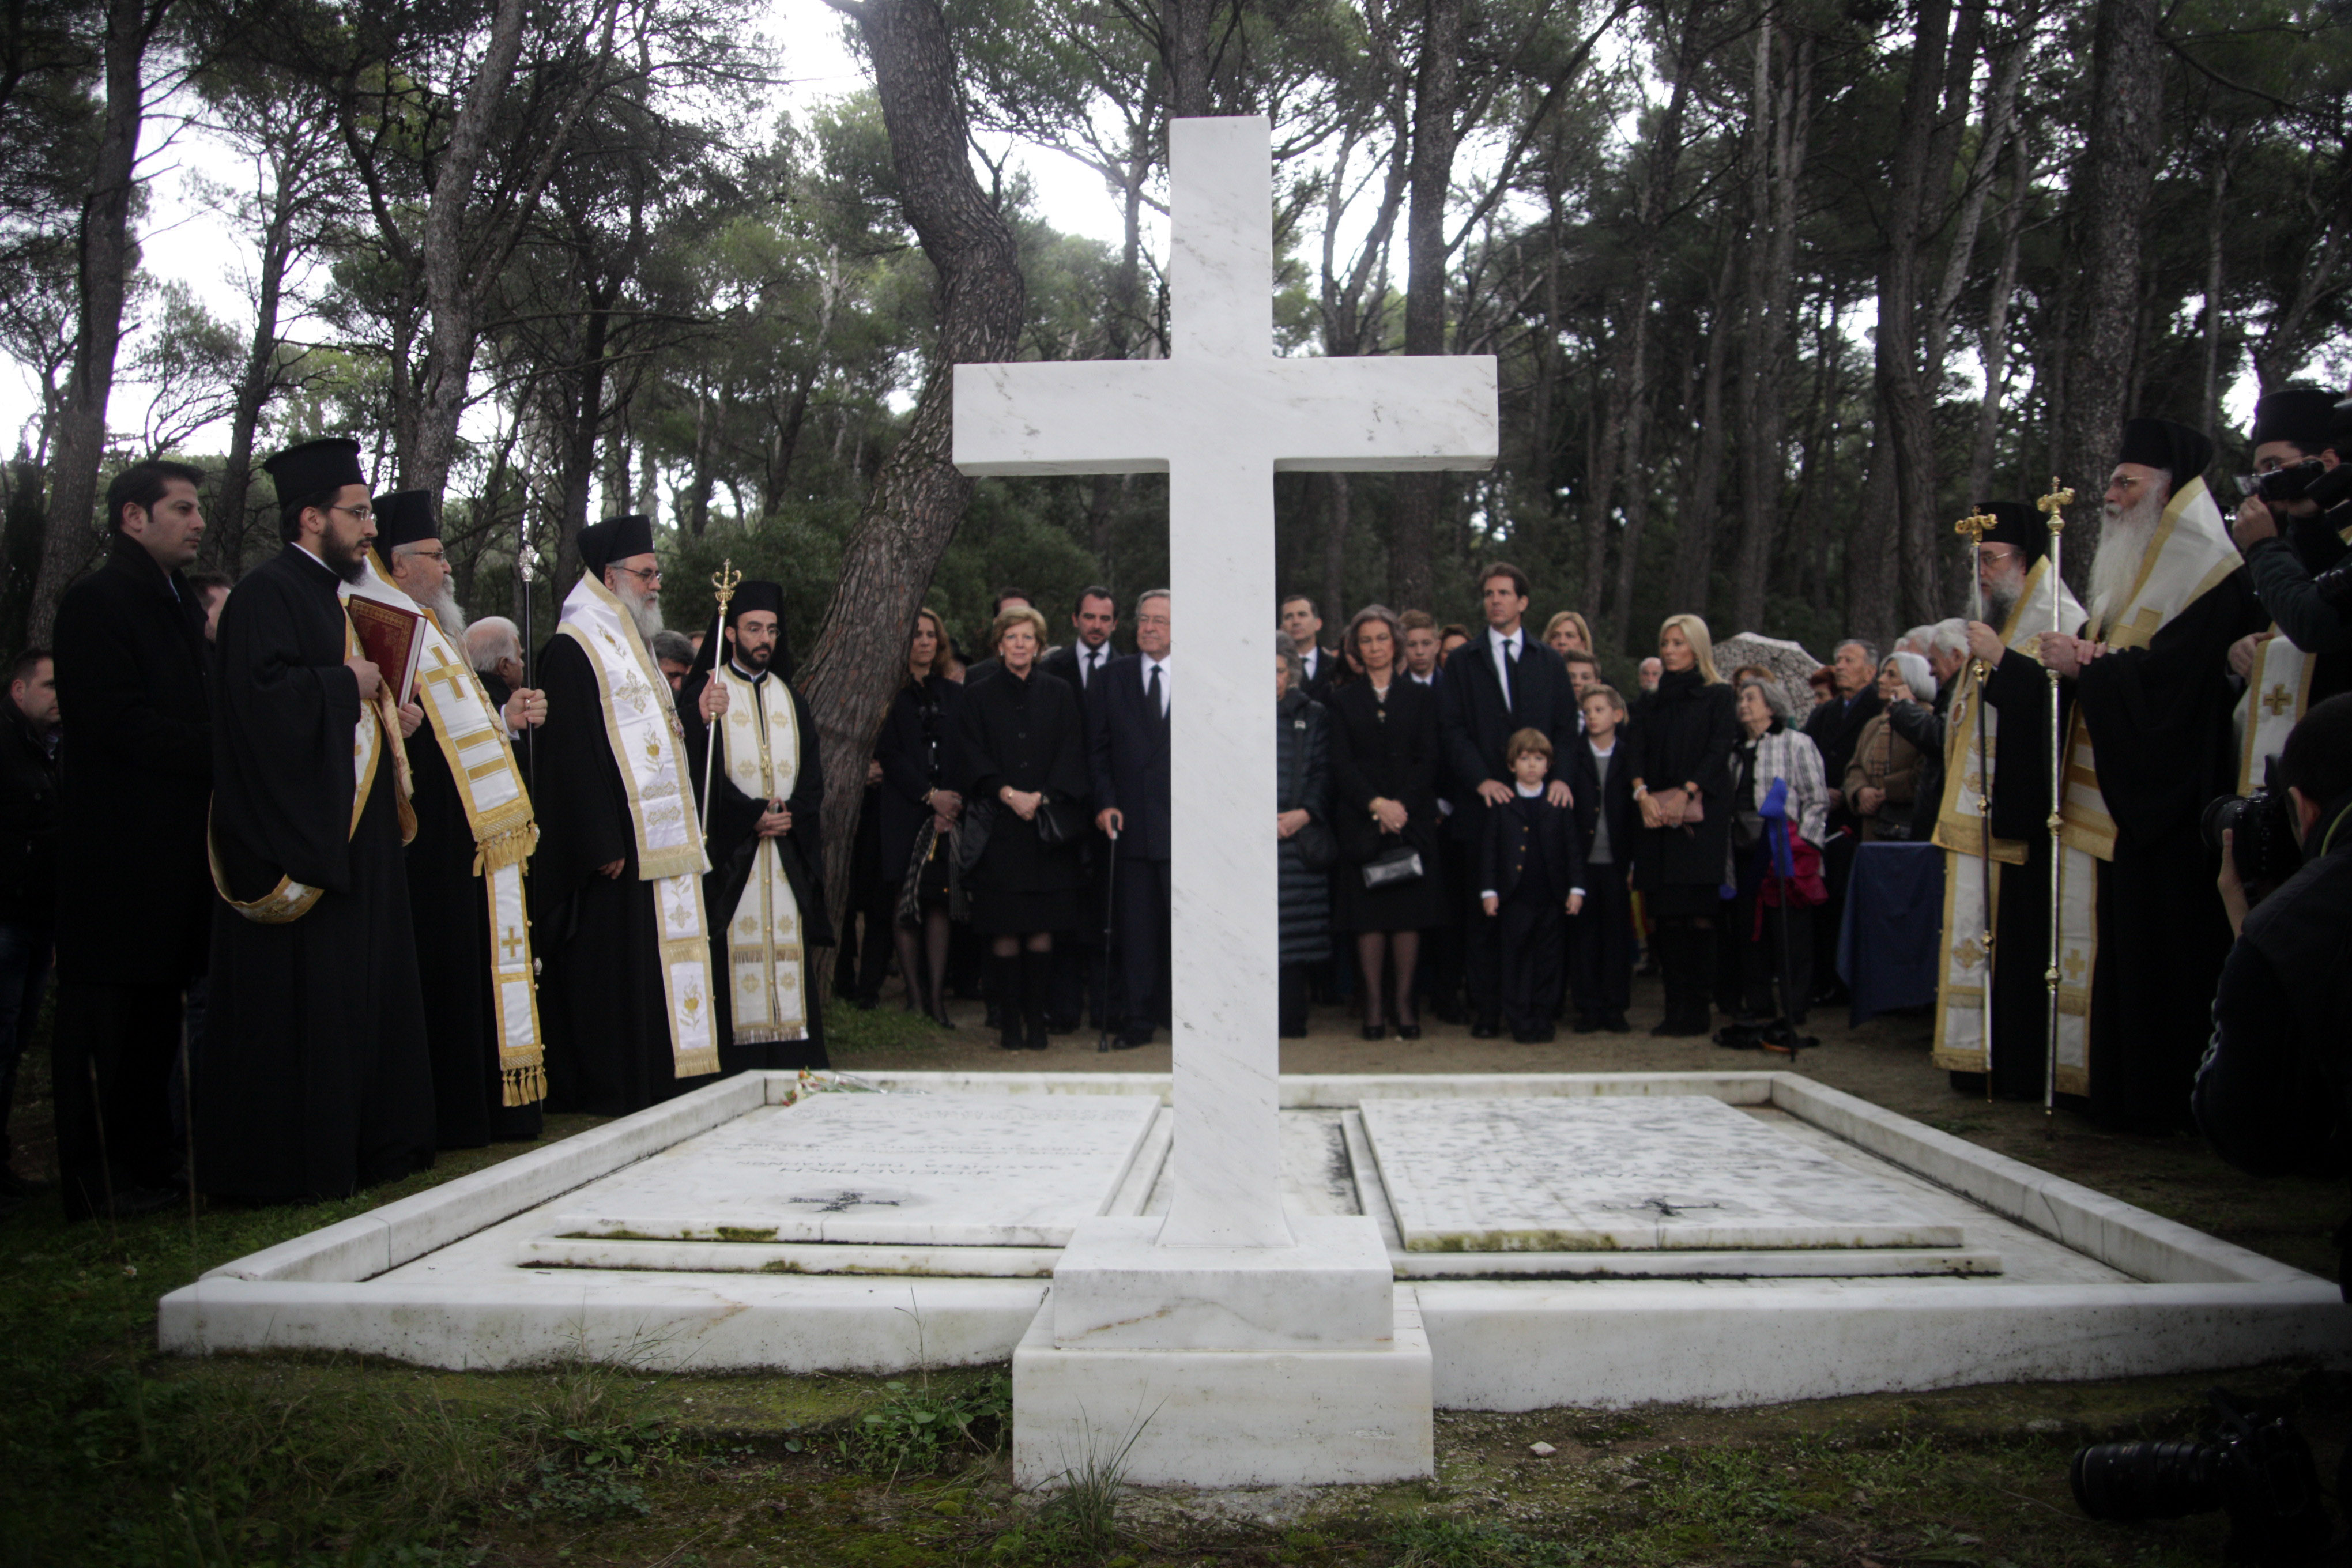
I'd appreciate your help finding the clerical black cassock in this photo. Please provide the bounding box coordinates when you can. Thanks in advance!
[531,515,721,1115]
[195,438,435,1200]
[1933,502,2085,1103]
[2235,388,2352,794]
[372,490,544,1148]
[679,581,833,1071]
[2057,419,2267,1134]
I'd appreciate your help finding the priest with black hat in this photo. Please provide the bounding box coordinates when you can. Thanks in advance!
[678,581,833,1070]
[1942,502,2086,1100]
[2037,417,2266,1132]
[530,515,730,1114]
[368,489,551,1146]
[2227,388,2351,796]
[195,437,436,1201]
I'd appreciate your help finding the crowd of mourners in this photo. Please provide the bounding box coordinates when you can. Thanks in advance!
[1,392,2350,1239]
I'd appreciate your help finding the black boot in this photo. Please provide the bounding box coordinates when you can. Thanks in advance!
[1021,949,1054,1050]
[992,954,1024,1050]
[1651,928,1710,1038]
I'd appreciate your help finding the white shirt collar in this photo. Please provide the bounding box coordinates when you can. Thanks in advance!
[1514,779,1546,797]
[1490,625,1521,653]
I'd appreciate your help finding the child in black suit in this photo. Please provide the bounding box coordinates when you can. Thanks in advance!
[1567,685,1637,1032]
[1479,728,1585,1043]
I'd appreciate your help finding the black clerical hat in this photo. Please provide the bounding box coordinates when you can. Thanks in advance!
[2114,417,2214,483]
[1976,500,2044,562]
[579,514,655,577]
[2250,388,2338,454]
[262,436,364,504]
[374,489,437,551]
[726,579,783,625]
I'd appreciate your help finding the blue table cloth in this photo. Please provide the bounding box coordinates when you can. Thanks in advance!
[1835,840,1946,1026]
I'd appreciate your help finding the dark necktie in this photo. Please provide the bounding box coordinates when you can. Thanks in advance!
[1084,648,1099,687]
[1500,636,1517,711]
[1148,662,1164,722]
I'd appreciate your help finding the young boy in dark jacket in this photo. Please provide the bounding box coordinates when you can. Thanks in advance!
[1566,685,1638,1032]
[1479,728,1585,1043]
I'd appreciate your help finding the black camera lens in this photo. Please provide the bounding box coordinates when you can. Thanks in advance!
[2071,1439,2226,1521]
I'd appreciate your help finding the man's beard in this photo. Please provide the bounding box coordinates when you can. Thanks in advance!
[416,578,466,639]
[2089,489,2165,627]
[321,529,367,583]
[734,642,772,674]
[1984,566,2026,629]
[619,583,664,642]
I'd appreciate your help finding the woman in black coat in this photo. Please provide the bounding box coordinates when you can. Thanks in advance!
[955,606,1090,1050]
[1629,613,1739,1037]
[1327,605,1446,1039]
[1276,650,1332,1037]
[876,608,963,1028]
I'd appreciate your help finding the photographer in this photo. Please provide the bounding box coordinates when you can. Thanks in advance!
[2228,390,2352,677]
[2193,693,2352,1292]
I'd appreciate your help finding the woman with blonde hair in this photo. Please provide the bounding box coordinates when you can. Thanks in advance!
[1542,610,1593,659]
[1628,612,1739,1035]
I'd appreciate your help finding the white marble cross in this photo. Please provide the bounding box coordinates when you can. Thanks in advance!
[955,116,1496,1250]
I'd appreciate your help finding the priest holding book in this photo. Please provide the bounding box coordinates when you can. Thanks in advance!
[195,438,436,1201]
[370,489,551,1147]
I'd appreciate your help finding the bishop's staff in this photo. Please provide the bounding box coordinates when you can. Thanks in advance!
[699,558,742,845]
[518,519,539,792]
[2038,478,2074,1137]
[1955,508,1999,1101]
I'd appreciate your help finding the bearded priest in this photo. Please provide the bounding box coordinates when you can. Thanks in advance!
[196,438,435,1201]
[369,490,551,1146]
[531,515,728,1114]
[2040,417,2267,1133]
[679,581,834,1071]
[1941,502,2085,1102]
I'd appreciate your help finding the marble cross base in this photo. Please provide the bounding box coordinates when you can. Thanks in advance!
[1011,1286,1434,1489]
[1048,1215,1395,1350]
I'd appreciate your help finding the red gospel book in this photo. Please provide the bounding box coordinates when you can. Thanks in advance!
[346,595,426,707]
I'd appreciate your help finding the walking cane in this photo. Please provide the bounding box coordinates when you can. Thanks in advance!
[2037,480,2074,1139]
[1955,509,1999,1099]
[1096,828,1120,1053]
[699,559,741,846]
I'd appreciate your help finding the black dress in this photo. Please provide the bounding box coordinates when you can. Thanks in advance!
[1629,668,1739,919]
[1328,677,1449,932]
[876,673,963,902]
[957,666,1090,936]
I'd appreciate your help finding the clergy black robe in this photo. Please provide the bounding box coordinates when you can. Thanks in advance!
[195,544,434,1200]
[679,667,833,1072]
[406,702,541,1147]
[2070,572,2266,1133]
[530,632,704,1114]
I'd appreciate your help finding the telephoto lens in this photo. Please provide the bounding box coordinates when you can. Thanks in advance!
[2071,1438,2226,1521]
[2068,1392,2336,1564]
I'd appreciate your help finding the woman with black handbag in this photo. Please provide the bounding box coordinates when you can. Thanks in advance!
[1276,649,1334,1037]
[876,608,964,1028]
[956,606,1090,1050]
[1629,613,1740,1036]
[1328,605,1446,1039]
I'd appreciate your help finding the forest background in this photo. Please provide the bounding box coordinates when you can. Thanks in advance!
[1,0,2347,933]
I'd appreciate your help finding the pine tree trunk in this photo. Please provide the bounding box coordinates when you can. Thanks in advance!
[802,0,1027,973]
[1389,0,1465,612]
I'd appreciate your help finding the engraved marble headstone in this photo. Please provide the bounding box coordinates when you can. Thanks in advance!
[1359,1096,1966,1252]
[954,116,1495,1250]
[548,1092,1160,1248]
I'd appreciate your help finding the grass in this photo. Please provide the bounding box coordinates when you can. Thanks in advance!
[1,1011,2345,1566]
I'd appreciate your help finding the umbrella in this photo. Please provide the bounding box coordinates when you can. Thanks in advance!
[1713,632,1827,726]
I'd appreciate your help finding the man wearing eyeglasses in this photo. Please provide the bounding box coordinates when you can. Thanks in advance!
[194,437,437,1204]
[529,513,733,1114]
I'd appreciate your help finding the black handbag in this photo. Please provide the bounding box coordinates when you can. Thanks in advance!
[1362,843,1424,889]
[1291,817,1336,873]
[1035,797,1083,846]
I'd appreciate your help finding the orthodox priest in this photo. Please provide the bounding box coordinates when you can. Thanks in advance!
[679,581,833,1070]
[196,438,435,1200]
[1939,502,2085,1102]
[531,515,726,1114]
[2229,389,2350,794]
[2040,417,2266,1133]
[368,490,550,1146]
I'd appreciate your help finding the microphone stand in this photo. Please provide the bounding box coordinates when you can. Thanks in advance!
[2037,480,2075,1140]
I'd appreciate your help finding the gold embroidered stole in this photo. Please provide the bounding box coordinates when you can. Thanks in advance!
[715,665,809,1044]
[555,574,718,1080]
[2233,518,2352,793]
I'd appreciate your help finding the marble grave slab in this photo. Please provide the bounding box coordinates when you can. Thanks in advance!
[545,1091,1160,1248]
[1359,1095,1966,1252]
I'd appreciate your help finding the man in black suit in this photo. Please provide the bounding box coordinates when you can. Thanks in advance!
[51,460,216,1219]
[1280,594,1340,695]
[1800,636,1883,1005]
[1090,590,1173,1047]
[1438,562,1582,1036]
[1042,586,1118,1027]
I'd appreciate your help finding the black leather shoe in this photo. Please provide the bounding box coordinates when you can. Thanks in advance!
[1361,1023,1386,1041]
[1395,1023,1422,1041]
[1111,1025,1154,1050]
[1604,1012,1631,1033]
[1469,1020,1501,1039]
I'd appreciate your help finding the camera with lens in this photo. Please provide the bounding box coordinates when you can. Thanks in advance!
[2204,777,2305,898]
[2239,459,2332,504]
[2071,1390,2337,1564]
